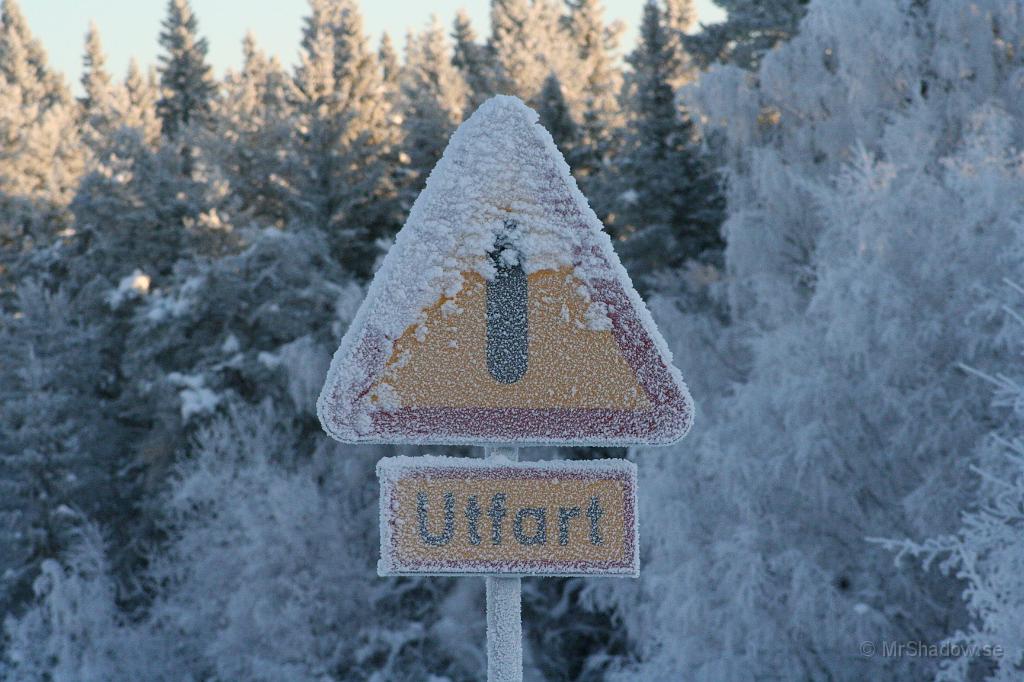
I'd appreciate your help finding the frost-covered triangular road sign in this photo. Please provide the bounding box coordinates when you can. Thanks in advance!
[318,96,693,446]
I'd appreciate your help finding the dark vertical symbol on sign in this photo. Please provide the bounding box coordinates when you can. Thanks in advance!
[466,496,482,545]
[418,492,455,546]
[486,232,528,384]
[587,496,604,546]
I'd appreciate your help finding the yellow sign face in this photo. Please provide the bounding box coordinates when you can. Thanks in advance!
[317,96,694,447]
[377,457,638,577]
[374,268,650,410]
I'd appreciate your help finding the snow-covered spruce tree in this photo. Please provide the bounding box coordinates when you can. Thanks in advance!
[611,0,723,280]
[662,0,699,88]
[79,23,113,126]
[687,0,809,69]
[401,17,467,193]
[489,0,534,98]
[0,0,82,253]
[69,6,225,281]
[537,73,579,158]
[488,0,574,107]
[451,9,493,110]
[78,23,140,160]
[122,59,162,147]
[0,0,67,108]
[0,283,109,617]
[155,0,215,139]
[563,0,623,195]
[377,32,404,120]
[79,36,161,159]
[70,124,211,282]
[377,31,399,89]
[664,0,697,36]
[289,0,404,277]
[604,1,1024,679]
[202,33,294,228]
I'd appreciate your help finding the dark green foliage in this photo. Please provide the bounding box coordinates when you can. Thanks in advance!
[451,9,494,110]
[687,0,810,69]
[290,0,404,277]
[538,73,579,157]
[0,283,110,613]
[612,1,724,282]
[156,0,215,137]
[70,128,211,282]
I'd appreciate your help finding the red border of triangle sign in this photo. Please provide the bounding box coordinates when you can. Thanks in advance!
[318,96,693,448]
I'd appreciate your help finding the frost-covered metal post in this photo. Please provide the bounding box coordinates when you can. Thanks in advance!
[484,446,522,682]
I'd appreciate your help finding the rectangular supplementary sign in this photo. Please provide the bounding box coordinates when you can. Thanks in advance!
[377,456,638,577]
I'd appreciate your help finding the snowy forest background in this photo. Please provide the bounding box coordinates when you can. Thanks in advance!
[2,0,1024,679]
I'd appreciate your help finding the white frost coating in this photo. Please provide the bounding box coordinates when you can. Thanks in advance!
[377,454,638,475]
[485,446,523,682]
[106,269,150,309]
[486,575,522,682]
[167,372,220,421]
[351,95,600,344]
[318,95,693,446]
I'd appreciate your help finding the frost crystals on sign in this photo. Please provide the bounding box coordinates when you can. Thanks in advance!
[318,95,693,447]
[486,225,528,384]
[378,456,639,577]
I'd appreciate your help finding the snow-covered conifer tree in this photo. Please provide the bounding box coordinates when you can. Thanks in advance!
[0,283,105,615]
[70,128,208,281]
[687,0,808,69]
[79,23,113,119]
[155,0,215,138]
[77,23,130,156]
[401,17,467,191]
[564,0,623,190]
[0,0,82,251]
[290,0,403,275]
[0,0,68,108]
[451,9,493,110]
[121,59,162,147]
[611,0,723,277]
[489,0,573,106]
[537,73,578,157]
[204,33,293,227]
[489,0,532,96]
[662,0,698,87]
[377,32,399,88]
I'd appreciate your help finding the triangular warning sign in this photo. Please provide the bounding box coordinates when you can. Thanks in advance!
[318,96,693,446]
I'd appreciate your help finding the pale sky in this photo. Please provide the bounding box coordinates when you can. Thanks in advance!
[19,0,726,93]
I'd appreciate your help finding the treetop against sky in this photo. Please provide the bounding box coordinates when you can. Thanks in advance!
[22,0,725,95]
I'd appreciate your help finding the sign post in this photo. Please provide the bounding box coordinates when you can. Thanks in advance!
[319,95,692,681]
[484,446,521,682]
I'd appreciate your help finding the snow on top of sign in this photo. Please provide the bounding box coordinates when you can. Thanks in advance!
[376,455,639,578]
[317,95,693,446]
[376,454,638,477]
[332,95,615,348]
